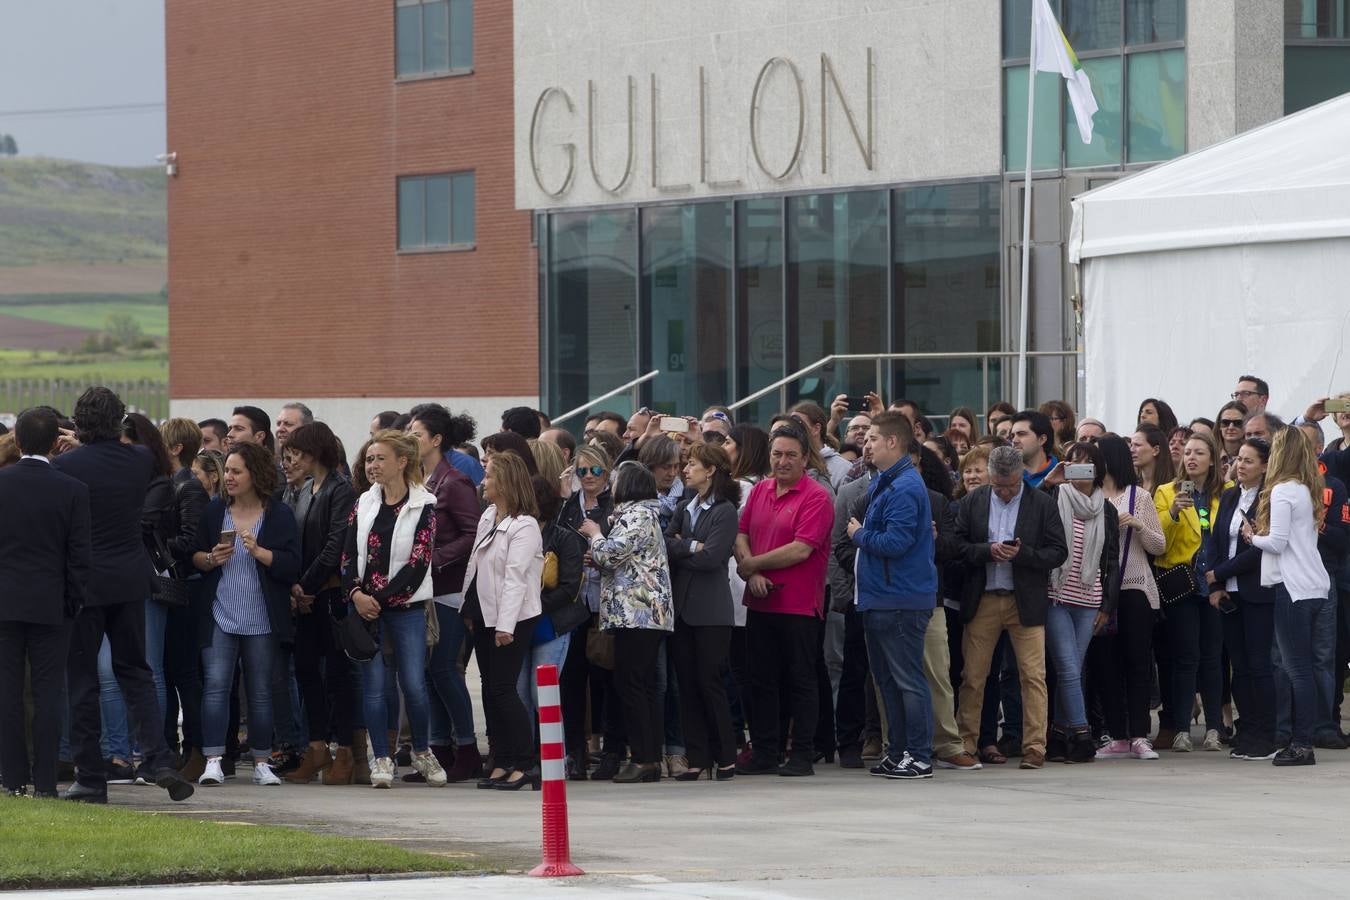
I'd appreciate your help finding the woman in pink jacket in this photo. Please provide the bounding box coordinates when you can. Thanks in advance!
[462,450,544,791]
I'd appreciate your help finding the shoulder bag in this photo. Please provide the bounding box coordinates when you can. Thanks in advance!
[1154,492,1209,607]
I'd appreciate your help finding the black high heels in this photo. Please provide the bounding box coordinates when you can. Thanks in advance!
[494,768,541,791]
[476,768,509,789]
[715,765,736,781]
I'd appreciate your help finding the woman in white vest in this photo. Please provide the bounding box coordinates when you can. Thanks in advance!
[463,449,545,791]
[342,429,446,789]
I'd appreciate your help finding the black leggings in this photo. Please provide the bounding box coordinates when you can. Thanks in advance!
[293,591,356,746]
[1100,590,1156,739]
[472,606,539,772]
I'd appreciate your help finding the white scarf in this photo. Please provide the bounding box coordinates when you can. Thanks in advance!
[1051,486,1107,592]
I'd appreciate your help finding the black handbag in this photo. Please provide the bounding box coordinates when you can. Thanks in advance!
[335,610,379,662]
[1154,563,1200,606]
[147,531,190,607]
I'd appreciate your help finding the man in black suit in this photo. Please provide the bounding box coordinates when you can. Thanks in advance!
[0,408,91,798]
[952,444,1067,769]
[52,387,193,803]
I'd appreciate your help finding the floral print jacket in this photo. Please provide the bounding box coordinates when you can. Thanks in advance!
[588,499,674,632]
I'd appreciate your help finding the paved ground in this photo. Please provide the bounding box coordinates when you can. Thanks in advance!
[37,742,1350,897]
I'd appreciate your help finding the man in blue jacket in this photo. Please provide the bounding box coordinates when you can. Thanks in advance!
[847,412,937,780]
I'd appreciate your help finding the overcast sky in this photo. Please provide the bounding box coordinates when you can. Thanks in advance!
[0,0,165,167]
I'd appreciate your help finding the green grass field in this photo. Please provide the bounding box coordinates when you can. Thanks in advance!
[0,798,475,889]
[0,348,167,381]
[0,158,166,266]
[0,292,167,338]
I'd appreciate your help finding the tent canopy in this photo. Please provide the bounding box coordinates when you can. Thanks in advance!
[1070,92,1350,262]
[1070,93,1350,434]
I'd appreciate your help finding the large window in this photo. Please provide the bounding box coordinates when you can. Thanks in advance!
[545,211,638,419]
[787,191,888,407]
[1003,0,1186,170]
[640,203,733,416]
[396,0,472,77]
[736,199,785,427]
[397,173,474,249]
[1285,1,1350,113]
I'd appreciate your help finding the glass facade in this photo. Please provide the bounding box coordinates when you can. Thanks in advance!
[1003,0,1187,170]
[541,183,1001,424]
[1285,1,1350,113]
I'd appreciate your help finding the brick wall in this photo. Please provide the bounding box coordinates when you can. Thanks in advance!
[166,1,536,400]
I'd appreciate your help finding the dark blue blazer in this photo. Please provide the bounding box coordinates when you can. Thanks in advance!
[1206,485,1273,604]
[52,441,153,607]
[0,459,92,625]
[195,497,302,645]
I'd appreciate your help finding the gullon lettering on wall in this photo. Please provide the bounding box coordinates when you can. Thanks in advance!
[527,49,876,200]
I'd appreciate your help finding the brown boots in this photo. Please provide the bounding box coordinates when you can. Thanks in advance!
[351,729,372,785]
[177,748,207,783]
[284,743,333,784]
[322,747,354,785]
[443,743,483,782]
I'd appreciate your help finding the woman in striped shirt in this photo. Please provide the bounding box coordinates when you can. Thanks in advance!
[191,442,301,787]
[1040,441,1120,764]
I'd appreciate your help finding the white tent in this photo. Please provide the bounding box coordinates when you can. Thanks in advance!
[1069,92,1350,435]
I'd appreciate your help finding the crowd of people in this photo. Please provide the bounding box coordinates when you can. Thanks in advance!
[0,374,1347,800]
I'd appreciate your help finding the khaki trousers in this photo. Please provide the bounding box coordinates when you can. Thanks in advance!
[957,592,1047,755]
[922,606,965,759]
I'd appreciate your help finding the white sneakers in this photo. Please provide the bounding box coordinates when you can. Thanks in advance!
[1202,729,1223,751]
[412,752,448,786]
[371,756,396,789]
[252,761,281,786]
[199,757,224,786]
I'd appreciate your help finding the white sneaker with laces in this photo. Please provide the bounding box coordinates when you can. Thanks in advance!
[199,757,224,786]
[412,752,447,787]
[371,756,395,789]
[1172,731,1193,752]
[1202,728,1222,751]
[252,761,281,786]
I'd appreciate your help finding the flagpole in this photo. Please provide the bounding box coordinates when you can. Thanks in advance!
[1016,11,1037,411]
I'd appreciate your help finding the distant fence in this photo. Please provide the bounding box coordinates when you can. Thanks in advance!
[0,379,169,424]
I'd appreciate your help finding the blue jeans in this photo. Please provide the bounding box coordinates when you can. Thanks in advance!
[144,597,168,723]
[516,631,573,726]
[862,608,933,765]
[1273,585,1333,747]
[358,606,431,759]
[201,625,275,760]
[1313,582,1339,735]
[428,603,477,747]
[1045,602,1098,731]
[1166,594,1224,732]
[97,637,130,761]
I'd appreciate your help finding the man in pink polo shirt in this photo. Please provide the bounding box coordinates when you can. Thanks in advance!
[733,424,835,777]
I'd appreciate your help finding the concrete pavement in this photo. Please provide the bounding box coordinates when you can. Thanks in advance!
[36,745,1350,897]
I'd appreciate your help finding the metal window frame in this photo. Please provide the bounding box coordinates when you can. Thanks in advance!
[393,0,474,80]
[395,170,476,252]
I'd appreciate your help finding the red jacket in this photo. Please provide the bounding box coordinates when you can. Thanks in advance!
[428,456,481,596]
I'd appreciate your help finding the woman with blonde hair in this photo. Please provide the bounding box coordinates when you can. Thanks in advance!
[528,438,567,494]
[340,429,445,788]
[955,445,992,499]
[1244,426,1330,766]
[463,450,544,790]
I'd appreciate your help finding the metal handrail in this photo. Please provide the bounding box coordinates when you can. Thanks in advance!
[727,351,1078,414]
[551,370,661,426]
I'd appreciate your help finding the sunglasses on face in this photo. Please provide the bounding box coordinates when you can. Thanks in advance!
[576,465,606,478]
[1219,419,1244,428]
[702,431,726,443]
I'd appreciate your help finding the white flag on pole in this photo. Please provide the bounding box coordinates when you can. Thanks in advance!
[1031,0,1098,145]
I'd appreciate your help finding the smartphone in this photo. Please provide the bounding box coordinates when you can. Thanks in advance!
[1064,463,1096,481]
[1326,398,1350,414]
[1217,595,1238,615]
[847,396,870,413]
[659,415,687,434]
[1178,480,1197,496]
[1000,539,1019,546]
[219,529,237,545]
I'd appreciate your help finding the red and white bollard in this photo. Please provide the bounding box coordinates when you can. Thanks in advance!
[528,663,584,878]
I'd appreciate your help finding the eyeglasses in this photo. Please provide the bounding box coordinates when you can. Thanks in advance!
[702,431,726,443]
[1231,390,1260,400]
[575,465,605,477]
[1219,419,1244,429]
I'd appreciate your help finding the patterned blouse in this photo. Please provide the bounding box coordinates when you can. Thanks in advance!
[588,499,674,632]
[341,496,436,609]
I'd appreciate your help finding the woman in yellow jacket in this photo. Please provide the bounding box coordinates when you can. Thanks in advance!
[1154,431,1231,753]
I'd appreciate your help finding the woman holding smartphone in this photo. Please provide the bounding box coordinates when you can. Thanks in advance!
[1154,432,1229,753]
[191,442,301,786]
[1204,437,1276,761]
[1245,427,1331,766]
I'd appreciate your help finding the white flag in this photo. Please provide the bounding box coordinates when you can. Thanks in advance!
[1032,0,1098,145]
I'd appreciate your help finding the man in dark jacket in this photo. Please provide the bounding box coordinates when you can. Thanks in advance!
[0,408,91,798]
[846,413,936,779]
[952,444,1068,769]
[52,387,194,804]
[830,455,876,768]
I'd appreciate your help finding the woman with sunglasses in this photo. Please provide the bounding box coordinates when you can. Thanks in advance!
[1215,401,1249,470]
[556,444,616,779]
[1154,432,1230,753]
[193,449,227,499]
